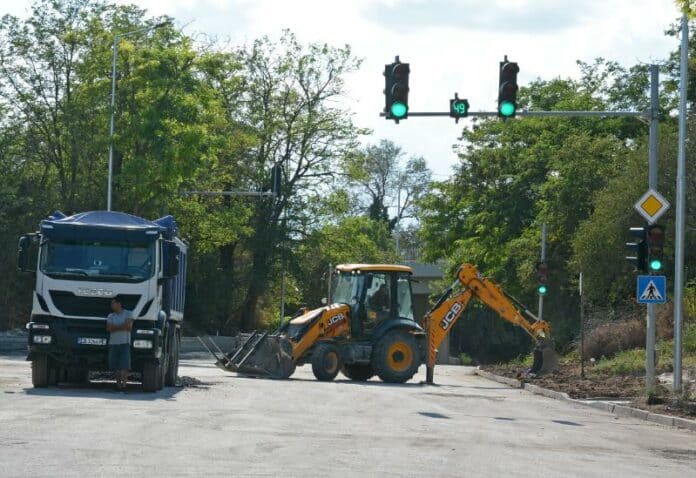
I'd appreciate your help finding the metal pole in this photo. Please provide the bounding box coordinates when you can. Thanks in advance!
[107,35,118,211]
[538,223,547,321]
[381,110,647,118]
[580,272,585,379]
[645,64,660,392]
[395,175,401,256]
[673,14,689,394]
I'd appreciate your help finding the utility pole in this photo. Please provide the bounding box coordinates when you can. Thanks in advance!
[580,272,585,379]
[538,223,547,321]
[673,13,689,394]
[645,64,660,392]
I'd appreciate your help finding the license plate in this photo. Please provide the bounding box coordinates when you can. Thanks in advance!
[77,337,107,346]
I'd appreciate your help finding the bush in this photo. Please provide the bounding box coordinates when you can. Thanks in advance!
[581,320,645,360]
[459,353,474,366]
[684,322,696,354]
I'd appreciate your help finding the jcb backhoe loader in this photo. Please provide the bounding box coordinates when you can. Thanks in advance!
[215,263,558,383]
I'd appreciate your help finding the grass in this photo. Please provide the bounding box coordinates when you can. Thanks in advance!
[459,353,474,366]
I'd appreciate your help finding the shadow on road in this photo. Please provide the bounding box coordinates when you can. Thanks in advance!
[20,376,212,401]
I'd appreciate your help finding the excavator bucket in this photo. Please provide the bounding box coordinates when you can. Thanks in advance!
[216,331,296,379]
[529,340,560,375]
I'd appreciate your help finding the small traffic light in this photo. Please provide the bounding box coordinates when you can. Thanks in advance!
[498,56,519,118]
[645,224,665,272]
[626,227,648,272]
[384,57,410,122]
[535,261,548,295]
[449,93,469,123]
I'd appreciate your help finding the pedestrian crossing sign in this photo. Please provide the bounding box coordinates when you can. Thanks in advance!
[637,275,666,304]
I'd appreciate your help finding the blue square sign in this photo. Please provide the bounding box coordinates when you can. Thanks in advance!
[637,275,667,304]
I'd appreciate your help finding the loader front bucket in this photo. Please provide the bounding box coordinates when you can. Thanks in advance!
[216,332,296,379]
[529,340,560,375]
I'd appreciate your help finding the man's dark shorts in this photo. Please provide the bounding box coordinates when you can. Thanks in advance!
[108,344,131,370]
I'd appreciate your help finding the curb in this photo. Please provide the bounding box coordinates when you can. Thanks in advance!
[473,367,696,433]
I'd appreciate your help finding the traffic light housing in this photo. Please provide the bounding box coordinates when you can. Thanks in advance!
[625,227,648,273]
[384,57,410,122]
[645,224,665,273]
[535,261,548,295]
[449,94,469,123]
[498,56,519,118]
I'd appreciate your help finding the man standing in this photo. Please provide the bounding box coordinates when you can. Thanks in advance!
[106,296,133,390]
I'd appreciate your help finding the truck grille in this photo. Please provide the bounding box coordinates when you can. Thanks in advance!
[49,291,140,318]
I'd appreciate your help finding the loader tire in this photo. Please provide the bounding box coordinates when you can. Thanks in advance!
[312,343,340,382]
[31,354,50,388]
[373,330,420,384]
[341,364,374,382]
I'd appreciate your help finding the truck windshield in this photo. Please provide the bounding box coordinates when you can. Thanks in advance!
[40,240,155,282]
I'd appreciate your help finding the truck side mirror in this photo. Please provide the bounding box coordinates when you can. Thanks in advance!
[17,235,36,272]
[163,241,180,278]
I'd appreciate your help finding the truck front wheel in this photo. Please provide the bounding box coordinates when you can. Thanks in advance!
[142,360,163,392]
[31,354,50,388]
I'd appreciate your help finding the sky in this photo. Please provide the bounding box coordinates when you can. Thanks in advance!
[4,0,682,178]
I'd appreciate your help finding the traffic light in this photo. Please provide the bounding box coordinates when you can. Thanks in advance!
[384,57,410,122]
[535,261,548,295]
[498,56,519,118]
[625,227,648,272]
[449,94,469,123]
[645,224,665,273]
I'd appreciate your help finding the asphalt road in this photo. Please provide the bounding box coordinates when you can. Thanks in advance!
[0,354,694,477]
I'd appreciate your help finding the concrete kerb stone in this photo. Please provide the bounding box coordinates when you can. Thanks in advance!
[474,367,696,433]
[473,368,522,389]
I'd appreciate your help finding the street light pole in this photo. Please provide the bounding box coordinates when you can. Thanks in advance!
[106,21,169,211]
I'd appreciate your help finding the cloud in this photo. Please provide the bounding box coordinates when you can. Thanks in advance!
[364,0,593,33]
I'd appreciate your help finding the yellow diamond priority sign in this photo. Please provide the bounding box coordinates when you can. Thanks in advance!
[634,189,670,224]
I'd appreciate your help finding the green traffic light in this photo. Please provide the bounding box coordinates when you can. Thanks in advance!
[538,285,547,295]
[650,259,662,271]
[499,101,516,117]
[391,102,407,118]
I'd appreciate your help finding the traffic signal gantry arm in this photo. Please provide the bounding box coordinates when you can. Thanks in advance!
[423,263,551,383]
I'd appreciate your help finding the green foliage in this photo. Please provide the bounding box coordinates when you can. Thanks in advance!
[458,353,474,366]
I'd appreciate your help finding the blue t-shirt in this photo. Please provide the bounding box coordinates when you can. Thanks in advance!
[107,309,133,345]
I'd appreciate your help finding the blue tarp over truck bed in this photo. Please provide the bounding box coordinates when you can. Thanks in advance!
[41,211,178,242]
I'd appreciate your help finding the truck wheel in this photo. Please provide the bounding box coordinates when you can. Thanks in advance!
[142,360,163,392]
[164,329,179,386]
[311,343,340,382]
[31,354,50,388]
[373,330,420,384]
[341,364,374,381]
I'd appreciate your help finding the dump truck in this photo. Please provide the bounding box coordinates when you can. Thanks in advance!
[215,262,558,383]
[17,211,187,392]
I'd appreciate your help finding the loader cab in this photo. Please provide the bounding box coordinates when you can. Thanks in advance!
[332,264,415,339]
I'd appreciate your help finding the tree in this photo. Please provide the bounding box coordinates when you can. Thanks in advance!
[342,139,431,230]
[227,32,364,330]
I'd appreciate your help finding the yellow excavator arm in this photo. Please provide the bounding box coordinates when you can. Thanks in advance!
[423,263,556,383]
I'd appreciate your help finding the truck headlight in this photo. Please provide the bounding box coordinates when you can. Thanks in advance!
[133,340,153,349]
[33,335,52,344]
[136,329,155,335]
[28,323,50,330]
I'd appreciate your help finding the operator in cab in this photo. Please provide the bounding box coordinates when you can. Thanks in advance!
[106,296,134,391]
